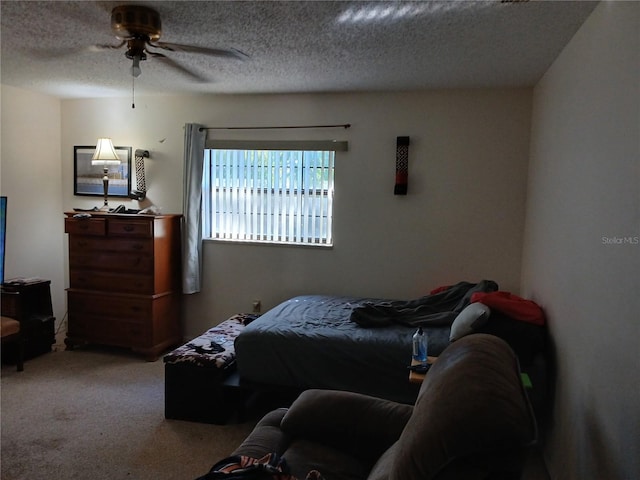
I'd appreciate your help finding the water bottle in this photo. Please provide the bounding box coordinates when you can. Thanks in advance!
[412,327,428,365]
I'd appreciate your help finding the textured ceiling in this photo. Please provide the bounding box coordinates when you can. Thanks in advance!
[0,1,598,99]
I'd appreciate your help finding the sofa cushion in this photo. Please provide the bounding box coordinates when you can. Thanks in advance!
[389,334,537,480]
[281,389,413,466]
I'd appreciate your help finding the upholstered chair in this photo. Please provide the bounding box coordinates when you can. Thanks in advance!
[209,334,538,480]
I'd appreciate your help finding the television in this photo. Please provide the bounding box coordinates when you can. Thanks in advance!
[0,196,6,284]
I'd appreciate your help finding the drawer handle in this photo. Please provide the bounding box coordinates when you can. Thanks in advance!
[132,244,144,250]
[131,306,141,312]
[78,240,88,247]
[124,225,135,232]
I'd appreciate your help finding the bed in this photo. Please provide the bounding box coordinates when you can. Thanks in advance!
[234,281,500,404]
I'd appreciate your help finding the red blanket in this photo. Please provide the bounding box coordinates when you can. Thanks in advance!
[471,291,545,326]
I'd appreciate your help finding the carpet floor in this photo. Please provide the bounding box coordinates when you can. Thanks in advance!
[1,346,256,480]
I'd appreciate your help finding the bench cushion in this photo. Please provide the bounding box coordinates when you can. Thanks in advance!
[164,313,259,368]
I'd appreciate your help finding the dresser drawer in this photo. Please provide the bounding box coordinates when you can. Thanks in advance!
[69,236,152,254]
[65,217,106,236]
[69,251,154,273]
[69,271,154,294]
[108,219,153,238]
[68,314,150,346]
[68,291,152,321]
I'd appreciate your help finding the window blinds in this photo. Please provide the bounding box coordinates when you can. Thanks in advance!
[202,144,342,246]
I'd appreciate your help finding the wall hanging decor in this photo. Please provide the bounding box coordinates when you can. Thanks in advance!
[129,149,149,200]
[394,136,410,195]
[74,144,131,199]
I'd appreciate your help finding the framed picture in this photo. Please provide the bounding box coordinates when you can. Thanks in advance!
[74,145,132,197]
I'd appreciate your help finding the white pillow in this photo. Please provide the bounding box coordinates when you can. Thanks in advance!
[449,303,491,342]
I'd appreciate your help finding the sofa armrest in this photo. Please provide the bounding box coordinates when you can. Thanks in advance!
[232,408,292,459]
[280,389,413,464]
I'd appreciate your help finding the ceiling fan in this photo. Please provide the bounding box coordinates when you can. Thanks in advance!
[95,4,248,81]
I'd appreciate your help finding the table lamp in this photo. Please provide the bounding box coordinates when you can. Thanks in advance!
[91,138,121,212]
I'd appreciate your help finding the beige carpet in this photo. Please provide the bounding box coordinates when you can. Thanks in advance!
[0,346,256,480]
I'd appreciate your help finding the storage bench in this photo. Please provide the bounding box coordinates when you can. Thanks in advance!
[163,313,259,424]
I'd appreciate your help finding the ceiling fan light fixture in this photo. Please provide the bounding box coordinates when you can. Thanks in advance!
[111,5,162,41]
[131,55,142,78]
[125,38,147,59]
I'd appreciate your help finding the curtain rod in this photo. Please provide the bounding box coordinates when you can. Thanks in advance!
[199,123,351,131]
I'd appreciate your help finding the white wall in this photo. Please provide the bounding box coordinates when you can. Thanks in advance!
[60,88,532,337]
[0,85,66,326]
[522,2,640,479]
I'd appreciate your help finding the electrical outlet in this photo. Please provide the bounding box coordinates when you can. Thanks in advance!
[252,300,261,313]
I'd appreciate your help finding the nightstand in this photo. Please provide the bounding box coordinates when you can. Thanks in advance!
[1,279,55,363]
[409,356,438,384]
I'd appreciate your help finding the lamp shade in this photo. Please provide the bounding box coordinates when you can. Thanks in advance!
[91,138,121,165]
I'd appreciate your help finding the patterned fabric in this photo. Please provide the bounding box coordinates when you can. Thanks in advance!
[163,313,259,368]
[134,151,147,193]
[195,453,325,480]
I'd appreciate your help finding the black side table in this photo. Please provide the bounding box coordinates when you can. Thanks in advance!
[1,279,56,363]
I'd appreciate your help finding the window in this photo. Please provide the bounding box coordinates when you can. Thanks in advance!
[202,140,347,246]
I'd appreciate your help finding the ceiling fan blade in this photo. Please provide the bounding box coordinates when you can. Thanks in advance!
[29,42,125,60]
[88,41,127,52]
[149,42,249,60]
[148,52,208,82]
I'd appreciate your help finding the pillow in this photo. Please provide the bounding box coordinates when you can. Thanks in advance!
[449,303,490,341]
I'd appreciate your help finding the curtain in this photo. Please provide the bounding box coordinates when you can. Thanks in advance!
[181,123,206,294]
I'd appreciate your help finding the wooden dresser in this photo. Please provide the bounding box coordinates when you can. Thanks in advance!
[64,212,182,360]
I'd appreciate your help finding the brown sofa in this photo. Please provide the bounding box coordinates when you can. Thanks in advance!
[212,333,537,480]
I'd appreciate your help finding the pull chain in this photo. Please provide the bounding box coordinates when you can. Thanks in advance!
[132,74,136,109]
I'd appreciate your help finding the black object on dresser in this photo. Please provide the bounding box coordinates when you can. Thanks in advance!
[64,212,183,361]
[1,279,56,364]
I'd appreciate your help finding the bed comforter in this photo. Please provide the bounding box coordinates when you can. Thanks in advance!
[234,295,446,404]
[235,281,499,404]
